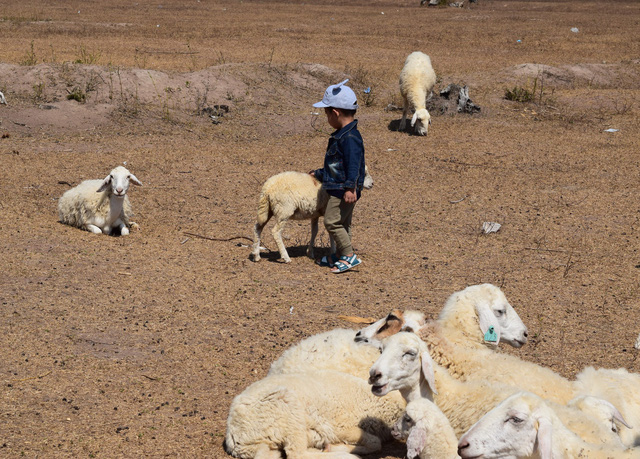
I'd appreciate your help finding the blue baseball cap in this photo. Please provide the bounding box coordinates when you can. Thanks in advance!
[313,79,359,110]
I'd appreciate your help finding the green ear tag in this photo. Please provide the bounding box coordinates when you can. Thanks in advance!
[484,326,497,343]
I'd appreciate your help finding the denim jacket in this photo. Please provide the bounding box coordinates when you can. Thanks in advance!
[314,120,365,196]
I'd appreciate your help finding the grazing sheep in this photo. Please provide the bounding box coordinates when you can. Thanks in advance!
[58,166,142,235]
[251,166,373,263]
[369,332,627,448]
[269,309,426,380]
[399,51,437,136]
[574,367,640,447]
[457,391,640,459]
[391,398,460,459]
[224,369,406,459]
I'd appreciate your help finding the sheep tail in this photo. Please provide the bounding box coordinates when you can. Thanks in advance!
[256,191,272,227]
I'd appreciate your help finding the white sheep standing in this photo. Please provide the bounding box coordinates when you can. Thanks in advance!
[58,166,142,235]
[224,369,406,459]
[269,309,426,380]
[457,391,640,459]
[398,51,437,136]
[251,167,373,263]
[368,332,627,448]
[391,398,460,459]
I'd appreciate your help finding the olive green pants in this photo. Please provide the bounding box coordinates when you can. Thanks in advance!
[324,195,356,257]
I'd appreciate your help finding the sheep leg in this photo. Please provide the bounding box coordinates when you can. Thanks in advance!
[114,219,129,236]
[399,99,409,131]
[252,221,266,261]
[271,219,291,263]
[325,427,382,455]
[85,224,103,234]
[307,217,319,259]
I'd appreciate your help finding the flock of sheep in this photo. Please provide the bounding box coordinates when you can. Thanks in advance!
[224,284,640,458]
[52,52,640,459]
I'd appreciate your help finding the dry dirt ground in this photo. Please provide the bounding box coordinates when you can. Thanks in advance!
[1,0,640,457]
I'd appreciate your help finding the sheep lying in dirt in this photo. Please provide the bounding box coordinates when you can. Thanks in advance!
[224,369,405,459]
[457,391,639,459]
[391,398,460,459]
[419,284,577,404]
[399,51,436,136]
[574,366,640,447]
[251,166,373,263]
[369,332,627,448]
[58,166,142,235]
[269,310,425,385]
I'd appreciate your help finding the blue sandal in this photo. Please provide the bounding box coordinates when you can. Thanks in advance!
[316,253,339,267]
[331,254,362,274]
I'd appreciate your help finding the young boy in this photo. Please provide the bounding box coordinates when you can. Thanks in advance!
[310,79,366,274]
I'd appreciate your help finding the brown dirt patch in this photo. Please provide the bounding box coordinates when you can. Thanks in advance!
[1,0,640,458]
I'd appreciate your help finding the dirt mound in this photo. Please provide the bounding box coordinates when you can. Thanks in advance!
[503,62,639,89]
[0,62,346,133]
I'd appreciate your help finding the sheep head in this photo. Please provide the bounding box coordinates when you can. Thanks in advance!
[368,332,437,403]
[392,399,437,458]
[411,108,431,136]
[438,284,529,348]
[458,391,553,459]
[97,166,142,197]
[354,309,426,347]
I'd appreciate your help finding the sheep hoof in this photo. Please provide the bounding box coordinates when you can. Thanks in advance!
[120,227,130,236]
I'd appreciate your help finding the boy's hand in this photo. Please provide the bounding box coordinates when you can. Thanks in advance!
[308,170,315,176]
[344,189,357,203]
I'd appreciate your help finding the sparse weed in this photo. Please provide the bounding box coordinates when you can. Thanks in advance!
[32,82,46,102]
[505,84,534,103]
[66,86,86,103]
[505,75,555,106]
[21,41,38,66]
[74,45,101,65]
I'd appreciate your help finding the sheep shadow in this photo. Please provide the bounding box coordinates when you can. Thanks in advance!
[387,119,422,136]
[251,245,311,263]
[357,416,407,458]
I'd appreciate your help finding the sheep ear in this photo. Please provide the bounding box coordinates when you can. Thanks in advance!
[420,351,437,396]
[97,174,112,192]
[406,424,427,459]
[129,174,142,186]
[535,417,553,459]
[411,112,418,127]
[597,398,632,429]
[477,301,501,345]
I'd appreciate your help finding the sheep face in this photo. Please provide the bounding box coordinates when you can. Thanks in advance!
[354,309,425,345]
[441,284,528,347]
[411,109,431,136]
[97,166,142,197]
[457,392,550,459]
[368,332,436,399]
[474,285,528,348]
